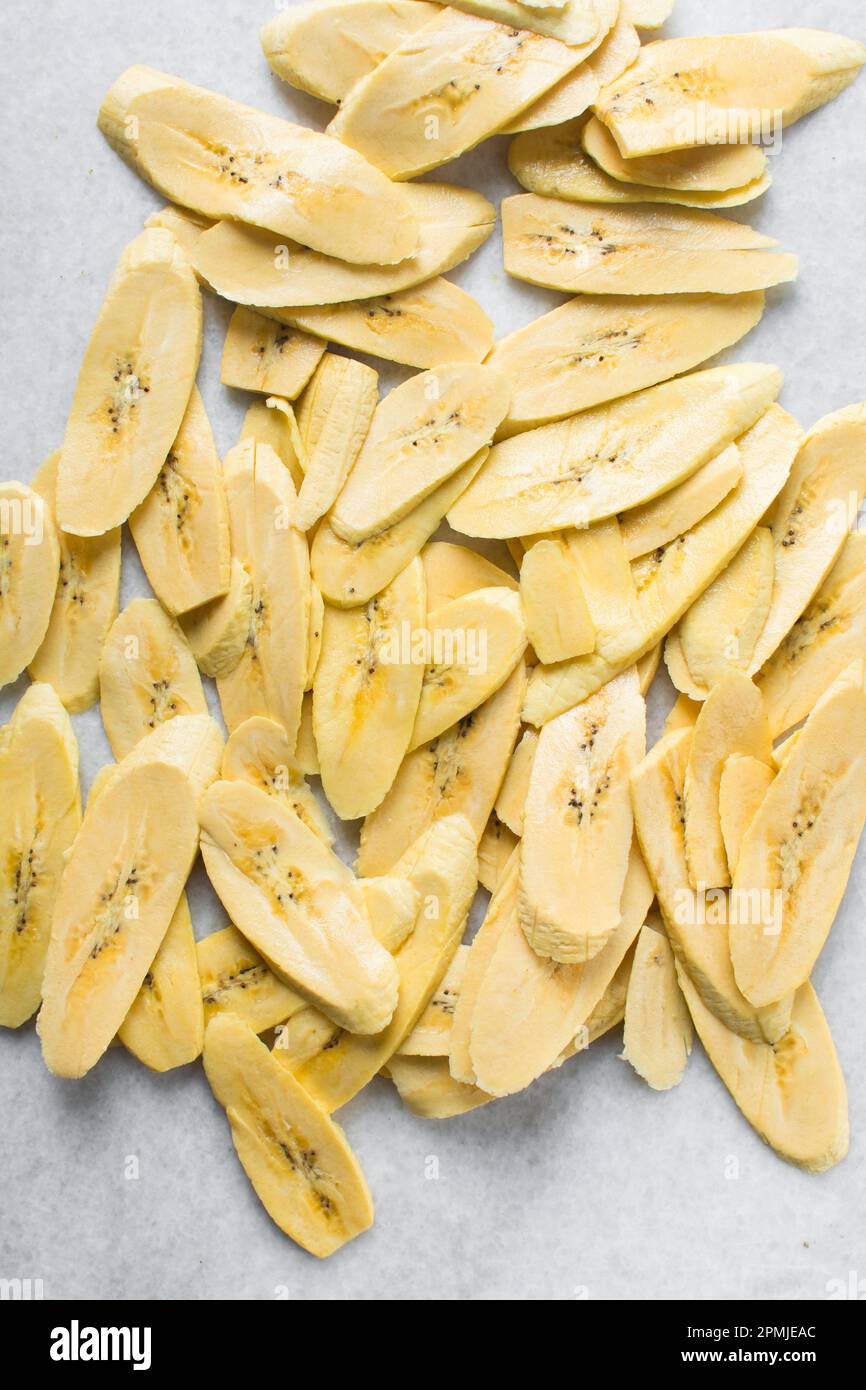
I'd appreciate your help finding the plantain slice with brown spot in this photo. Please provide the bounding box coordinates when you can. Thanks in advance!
[221,307,325,400]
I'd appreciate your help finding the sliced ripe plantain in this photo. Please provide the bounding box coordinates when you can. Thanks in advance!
[357,662,525,875]
[421,541,517,613]
[38,759,198,1078]
[221,716,332,846]
[265,277,494,370]
[595,30,866,159]
[313,559,426,820]
[327,6,614,179]
[445,1,599,44]
[398,946,468,1057]
[145,204,212,265]
[306,585,323,690]
[503,15,641,135]
[622,0,674,24]
[676,967,848,1174]
[0,480,60,690]
[221,307,325,400]
[555,520,636,652]
[216,441,310,750]
[502,195,798,296]
[730,680,866,1009]
[719,754,775,880]
[92,714,225,812]
[665,692,700,734]
[356,876,420,954]
[523,404,802,725]
[28,454,120,712]
[495,728,538,836]
[519,539,595,664]
[388,1054,492,1119]
[240,396,305,491]
[312,450,488,608]
[202,1014,374,1256]
[520,669,646,963]
[197,924,307,1034]
[0,685,81,1028]
[757,533,866,737]
[410,587,527,749]
[100,66,418,264]
[99,598,207,759]
[621,914,693,1090]
[180,557,254,681]
[582,114,767,192]
[637,643,661,695]
[117,892,203,1072]
[296,693,319,776]
[295,354,378,534]
[621,446,743,561]
[489,294,764,436]
[477,813,519,893]
[450,364,782,539]
[199,780,398,1034]
[194,184,495,309]
[56,228,202,537]
[128,386,231,616]
[448,848,518,1083]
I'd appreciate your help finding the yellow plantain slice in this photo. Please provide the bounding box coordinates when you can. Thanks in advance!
[294,355,378,534]
[718,754,775,881]
[503,15,640,135]
[519,538,595,664]
[117,892,204,1072]
[221,716,332,847]
[445,1,599,45]
[398,945,468,1057]
[99,598,207,759]
[421,541,518,612]
[582,114,767,192]
[620,445,743,561]
[622,0,674,26]
[494,728,538,836]
[477,812,518,892]
[197,924,308,1035]
[240,396,305,491]
[621,913,693,1091]
[221,307,325,400]
[1,480,61,690]
[180,557,254,682]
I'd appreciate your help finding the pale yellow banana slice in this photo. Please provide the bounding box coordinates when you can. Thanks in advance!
[117,893,203,1072]
[203,1014,374,1256]
[719,754,775,880]
[28,454,120,712]
[595,30,866,158]
[221,307,325,400]
[56,228,202,537]
[38,759,198,1077]
[410,587,527,749]
[240,396,305,491]
[503,195,798,296]
[145,204,213,265]
[314,559,427,819]
[757,533,866,737]
[495,728,538,836]
[489,294,764,436]
[357,662,525,874]
[388,1054,492,1119]
[421,541,517,612]
[198,924,307,1034]
[90,713,224,812]
[450,364,782,539]
[216,441,310,749]
[296,692,319,776]
[523,404,802,724]
[503,15,640,134]
[477,813,519,892]
[221,716,332,846]
[622,0,673,27]
[199,780,398,1033]
[194,184,495,309]
[553,520,636,652]
[520,669,645,963]
[448,0,599,43]
[99,598,207,759]
[519,538,595,664]
[293,356,378,534]
[621,914,692,1090]
[730,680,866,1008]
[0,685,80,1028]
[582,114,767,192]
[1,480,60,690]
[128,386,231,616]
[448,847,517,1083]
[265,277,493,370]
[677,968,848,1174]
[398,946,468,1057]
[357,876,421,953]
[621,445,743,562]
[180,557,254,681]
[100,66,418,263]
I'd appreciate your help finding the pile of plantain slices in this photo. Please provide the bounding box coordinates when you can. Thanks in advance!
[3,0,866,1259]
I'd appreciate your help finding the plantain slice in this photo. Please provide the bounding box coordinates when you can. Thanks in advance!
[582,114,767,192]
[621,914,693,1091]
[357,662,525,875]
[203,1014,374,1256]
[719,754,775,881]
[198,924,307,1034]
[622,0,674,25]
[294,355,378,534]
[445,0,600,44]
[676,967,849,1174]
[28,454,120,712]
[477,813,519,893]
[552,520,636,652]
[388,1054,493,1119]
[519,538,595,664]
[637,643,662,696]
[1,480,60,690]
[145,204,213,266]
[503,15,640,134]
[99,598,207,759]
[620,445,743,561]
[221,716,332,846]
[117,892,203,1072]
[240,396,305,491]
[356,876,421,953]
[495,728,538,836]
[421,541,518,612]
[448,848,519,1083]
[398,946,468,1057]
[180,558,254,681]
[0,685,81,1028]
[221,307,325,400]
[296,693,319,777]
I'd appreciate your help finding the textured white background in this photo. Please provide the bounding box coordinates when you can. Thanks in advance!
[1,0,865,1301]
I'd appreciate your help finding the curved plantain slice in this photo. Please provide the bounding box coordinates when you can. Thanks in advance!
[719,754,775,881]
[216,441,310,749]
[595,30,866,159]
[265,277,494,370]
[621,445,743,562]
[91,714,225,816]
[240,396,305,492]
[99,66,418,265]
[180,557,254,681]
[495,728,538,836]
[503,15,641,135]
[520,669,646,963]
[203,1014,374,1257]
[489,294,764,437]
[356,876,420,954]
[199,780,398,1034]
[358,662,525,875]
[621,913,693,1091]
[194,184,495,309]
[221,716,333,846]
[730,680,866,1008]
[757,533,866,737]
[398,946,468,1057]
[221,307,325,400]
[117,892,203,1072]
[294,355,378,534]
[129,386,231,616]
[1,480,60,690]
[450,364,782,539]
[421,541,518,613]
[388,1054,492,1119]
[57,228,202,537]
[0,685,81,1028]
[502,195,798,296]
[198,924,307,1034]
[99,598,207,759]
[477,812,519,893]
[582,114,767,192]
[38,760,199,1078]
[520,539,595,664]
[28,454,120,712]
[145,204,213,264]
[313,559,426,820]
[676,968,849,1174]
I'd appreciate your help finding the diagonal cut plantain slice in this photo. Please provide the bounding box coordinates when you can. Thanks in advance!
[221,308,325,400]
[398,946,468,1057]
[495,727,538,836]
[421,541,517,612]
[719,754,775,881]
[197,924,308,1035]
[503,15,640,134]
[519,538,595,664]
[99,598,208,759]
[582,114,767,192]
[221,716,332,846]
[621,445,743,562]
[1,480,60,690]
[621,913,693,1091]
[294,355,378,534]
[117,892,203,1072]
